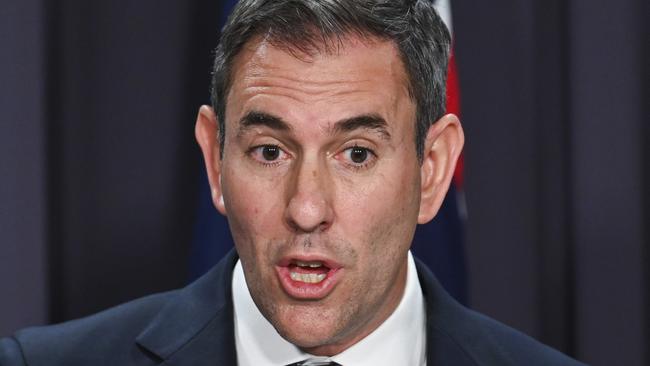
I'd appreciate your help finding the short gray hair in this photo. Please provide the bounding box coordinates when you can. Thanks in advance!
[210,0,451,160]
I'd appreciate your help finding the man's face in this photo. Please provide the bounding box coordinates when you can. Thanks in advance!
[214,36,424,355]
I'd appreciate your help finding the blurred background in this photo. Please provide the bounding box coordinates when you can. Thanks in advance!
[0,0,647,365]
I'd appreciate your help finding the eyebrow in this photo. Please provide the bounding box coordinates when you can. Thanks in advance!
[238,111,292,137]
[237,111,391,140]
[331,114,391,140]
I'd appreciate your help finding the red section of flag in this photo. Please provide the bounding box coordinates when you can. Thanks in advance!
[447,48,461,116]
[447,46,464,189]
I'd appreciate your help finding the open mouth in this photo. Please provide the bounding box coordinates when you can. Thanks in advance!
[288,260,330,283]
[276,257,342,299]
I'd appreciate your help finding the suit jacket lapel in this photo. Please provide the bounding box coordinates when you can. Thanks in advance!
[136,249,239,365]
[415,257,478,365]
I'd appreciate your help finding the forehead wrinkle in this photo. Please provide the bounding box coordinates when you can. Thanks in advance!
[239,81,379,112]
[241,85,313,105]
[242,73,370,98]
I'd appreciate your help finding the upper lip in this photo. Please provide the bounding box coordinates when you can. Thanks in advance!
[277,254,342,269]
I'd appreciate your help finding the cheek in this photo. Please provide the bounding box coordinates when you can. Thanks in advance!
[221,166,287,254]
[335,162,420,260]
[224,161,284,214]
[338,162,420,229]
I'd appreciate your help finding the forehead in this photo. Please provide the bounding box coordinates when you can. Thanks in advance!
[225,35,414,130]
[230,34,408,82]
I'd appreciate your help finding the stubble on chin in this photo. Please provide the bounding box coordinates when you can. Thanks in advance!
[240,235,362,349]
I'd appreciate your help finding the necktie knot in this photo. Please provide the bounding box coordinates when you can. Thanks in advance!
[285,357,341,366]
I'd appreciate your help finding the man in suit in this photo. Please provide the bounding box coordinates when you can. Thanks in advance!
[1,0,585,365]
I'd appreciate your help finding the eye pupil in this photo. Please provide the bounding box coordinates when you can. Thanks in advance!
[350,147,368,163]
[262,146,280,161]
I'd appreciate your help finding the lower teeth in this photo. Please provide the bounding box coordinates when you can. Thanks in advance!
[290,272,326,283]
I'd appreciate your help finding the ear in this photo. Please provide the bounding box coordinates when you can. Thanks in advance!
[418,113,464,224]
[195,105,227,216]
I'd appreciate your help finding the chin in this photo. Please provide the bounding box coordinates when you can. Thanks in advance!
[280,329,332,349]
[279,328,345,356]
[271,305,348,351]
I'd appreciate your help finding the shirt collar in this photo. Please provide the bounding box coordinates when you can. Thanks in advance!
[233,251,427,366]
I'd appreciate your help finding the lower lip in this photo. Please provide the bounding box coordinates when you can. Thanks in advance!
[275,266,341,300]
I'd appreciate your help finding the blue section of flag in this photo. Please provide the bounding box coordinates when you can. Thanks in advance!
[217,0,237,30]
[189,0,467,305]
[189,170,233,281]
[411,184,467,304]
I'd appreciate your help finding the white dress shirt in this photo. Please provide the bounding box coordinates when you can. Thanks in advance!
[233,251,427,366]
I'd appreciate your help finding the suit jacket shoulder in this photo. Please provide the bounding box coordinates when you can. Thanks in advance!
[1,291,175,366]
[0,250,239,366]
[415,258,586,366]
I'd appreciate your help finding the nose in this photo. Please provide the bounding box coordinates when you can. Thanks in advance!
[284,159,334,233]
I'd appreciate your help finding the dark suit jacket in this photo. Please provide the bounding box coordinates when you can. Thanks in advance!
[0,250,585,365]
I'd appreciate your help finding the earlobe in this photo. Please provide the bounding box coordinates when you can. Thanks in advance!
[195,105,227,216]
[418,114,464,224]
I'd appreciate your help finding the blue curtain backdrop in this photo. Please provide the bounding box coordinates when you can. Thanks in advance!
[189,0,468,305]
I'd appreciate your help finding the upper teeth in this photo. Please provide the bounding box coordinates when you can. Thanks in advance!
[290,272,326,283]
[295,260,322,268]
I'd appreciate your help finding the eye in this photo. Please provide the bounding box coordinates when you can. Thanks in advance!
[261,145,280,161]
[249,144,288,165]
[340,145,376,169]
[347,146,369,163]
